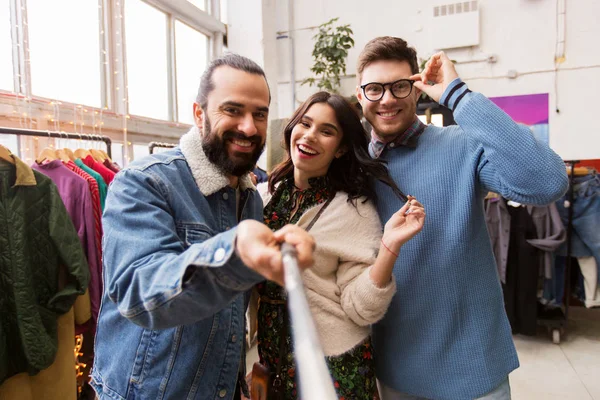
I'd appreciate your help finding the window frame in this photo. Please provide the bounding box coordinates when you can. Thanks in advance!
[0,0,225,164]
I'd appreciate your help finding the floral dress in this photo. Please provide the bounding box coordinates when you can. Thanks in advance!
[257,177,379,400]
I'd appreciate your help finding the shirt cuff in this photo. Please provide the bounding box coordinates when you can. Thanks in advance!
[191,227,264,288]
[440,78,472,111]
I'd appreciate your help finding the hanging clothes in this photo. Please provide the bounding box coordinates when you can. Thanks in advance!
[103,159,121,173]
[83,154,115,185]
[546,171,600,306]
[0,156,89,384]
[578,256,600,308]
[484,197,511,283]
[485,198,565,283]
[502,205,540,335]
[64,161,103,256]
[31,160,102,322]
[526,203,566,278]
[74,158,107,210]
[555,170,600,272]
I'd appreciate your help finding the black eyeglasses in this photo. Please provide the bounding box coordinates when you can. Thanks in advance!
[360,79,415,102]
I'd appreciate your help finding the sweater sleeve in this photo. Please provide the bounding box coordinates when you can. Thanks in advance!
[441,78,568,205]
[335,200,396,327]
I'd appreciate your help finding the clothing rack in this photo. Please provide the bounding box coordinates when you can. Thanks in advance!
[563,161,578,334]
[0,126,113,158]
[539,160,578,344]
[148,142,176,154]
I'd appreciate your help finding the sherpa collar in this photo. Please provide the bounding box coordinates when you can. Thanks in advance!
[179,125,256,196]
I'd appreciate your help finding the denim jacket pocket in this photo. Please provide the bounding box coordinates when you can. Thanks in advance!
[176,222,214,247]
[130,328,157,385]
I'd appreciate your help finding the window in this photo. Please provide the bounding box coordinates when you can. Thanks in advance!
[133,143,150,160]
[125,0,169,120]
[27,0,101,106]
[175,21,208,124]
[187,0,207,11]
[220,0,228,24]
[111,142,124,167]
[0,3,13,91]
[0,134,18,154]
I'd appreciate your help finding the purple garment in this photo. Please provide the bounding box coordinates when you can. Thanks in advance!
[31,160,101,321]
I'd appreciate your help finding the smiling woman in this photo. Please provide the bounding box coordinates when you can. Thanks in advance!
[290,102,345,189]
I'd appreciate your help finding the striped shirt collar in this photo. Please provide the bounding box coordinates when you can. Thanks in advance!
[369,117,426,159]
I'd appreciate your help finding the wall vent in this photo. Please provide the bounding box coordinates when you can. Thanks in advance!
[433,1,478,17]
[431,1,480,49]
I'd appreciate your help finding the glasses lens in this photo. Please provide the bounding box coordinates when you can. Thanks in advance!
[364,83,384,100]
[391,80,412,98]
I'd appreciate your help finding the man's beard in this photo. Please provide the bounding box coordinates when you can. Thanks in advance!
[201,116,264,177]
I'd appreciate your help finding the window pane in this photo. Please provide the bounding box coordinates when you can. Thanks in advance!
[220,0,227,24]
[125,0,169,120]
[27,0,101,106]
[110,142,124,168]
[0,134,18,154]
[175,21,208,124]
[187,0,206,11]
[0,3,13,91]
[133,143,149,160]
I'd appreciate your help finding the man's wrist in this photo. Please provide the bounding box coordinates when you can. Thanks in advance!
[440,78,471,111]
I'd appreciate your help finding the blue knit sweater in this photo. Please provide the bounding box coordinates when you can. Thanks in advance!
[371,79,568,400]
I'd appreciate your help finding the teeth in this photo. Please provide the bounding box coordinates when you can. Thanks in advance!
[232,139,252,147]
[298,144,317,155]
[380,111,399,117]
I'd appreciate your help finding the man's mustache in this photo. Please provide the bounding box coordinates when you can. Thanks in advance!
[222,130,262,145]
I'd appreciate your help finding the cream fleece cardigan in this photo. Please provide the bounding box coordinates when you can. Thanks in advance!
[257,184,396,357]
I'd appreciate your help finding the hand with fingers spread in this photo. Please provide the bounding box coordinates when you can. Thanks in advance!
[382,195,426,256]
[409,52,459,104]
[235,220,315,286]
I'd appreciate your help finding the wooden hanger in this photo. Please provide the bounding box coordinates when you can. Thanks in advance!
[485,192,499,200]
[55,148,72,163]
[0,144,15,164]
[74,148,92,160]
[62,148,76,161]
[99,149,112,162]
[36,147,58,164]
[90,149,107,162]
[567,166,590,176]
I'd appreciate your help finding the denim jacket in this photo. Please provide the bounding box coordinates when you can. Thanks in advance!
[90,129,264,400]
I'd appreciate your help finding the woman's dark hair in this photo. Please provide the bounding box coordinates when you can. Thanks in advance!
[268,91,406,203]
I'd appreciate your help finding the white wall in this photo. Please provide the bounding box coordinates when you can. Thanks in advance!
[227,0,280,119]
[228,0,600,160]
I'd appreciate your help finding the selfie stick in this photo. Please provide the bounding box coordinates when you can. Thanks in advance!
[281,242,338,400]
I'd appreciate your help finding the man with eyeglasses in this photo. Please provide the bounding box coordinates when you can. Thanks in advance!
[356,36,568,400]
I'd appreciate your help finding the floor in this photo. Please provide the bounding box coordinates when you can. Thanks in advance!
[246,307,600,399]
[510,306,600,400]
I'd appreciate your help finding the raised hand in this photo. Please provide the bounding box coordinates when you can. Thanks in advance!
[409,52,459,104]
[235,220,315,285]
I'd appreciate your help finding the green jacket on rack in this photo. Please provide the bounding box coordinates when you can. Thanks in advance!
[0,155,89,385]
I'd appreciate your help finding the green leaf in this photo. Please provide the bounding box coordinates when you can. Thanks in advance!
[304,17,355,93]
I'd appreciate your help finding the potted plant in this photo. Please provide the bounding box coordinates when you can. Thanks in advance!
[302,18,354,93]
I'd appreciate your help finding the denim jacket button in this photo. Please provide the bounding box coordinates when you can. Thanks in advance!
[223,192,229,200]
[219,388,227,397]
[231,334,237,343]
[214,248,226,262]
